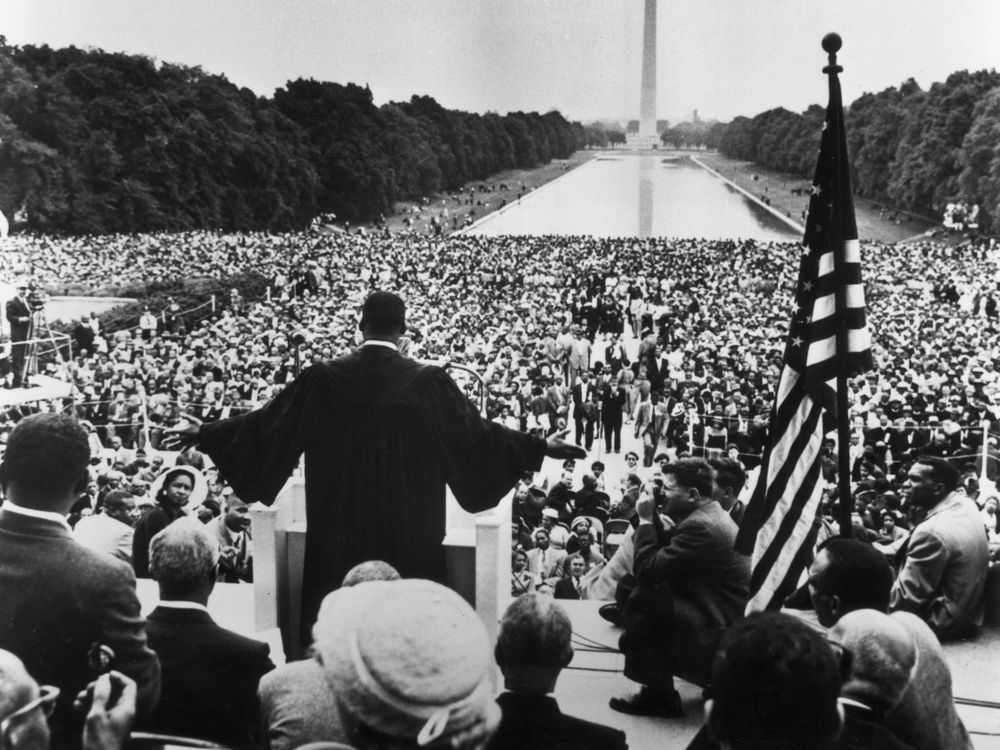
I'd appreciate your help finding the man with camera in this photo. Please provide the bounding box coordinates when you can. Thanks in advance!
[5,283,32,388]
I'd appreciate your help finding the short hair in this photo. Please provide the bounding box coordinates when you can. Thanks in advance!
[0,414,90,497]
[709,456,747,495]
[359,291,406,335]
[663,457,715,498]
[625,451,639,461]
[912,456,959,493]
[341,560,401,587]
[709,612,842,749]
[149,518,220,589]
[496,593,573,671]
[102,489,134,514]
[813,537,893,613]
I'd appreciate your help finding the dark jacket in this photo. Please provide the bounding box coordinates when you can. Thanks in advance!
[492,691,628,750]
[139,605,274,749]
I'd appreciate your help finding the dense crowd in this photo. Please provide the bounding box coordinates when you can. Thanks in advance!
[0,227,998,749]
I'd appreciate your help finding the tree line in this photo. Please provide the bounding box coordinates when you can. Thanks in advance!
[0,39,586,234]
[703,69,1000,233]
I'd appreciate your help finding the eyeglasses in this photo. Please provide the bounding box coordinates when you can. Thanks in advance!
[1,685,59,740]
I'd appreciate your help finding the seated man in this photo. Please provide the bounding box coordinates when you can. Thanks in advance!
[312,579,500,750]
[491,594,627,750]
[71,489,136,563]
[0,649,137,750]
[0,413,160,749]
[526,528,566,587]
[806,537,895,628]
[704,612,844,750]
[610,458,749,718]
[259,561,400,750]
[209,491,253,582]
[890,456,988,640]
[138,518,275,747]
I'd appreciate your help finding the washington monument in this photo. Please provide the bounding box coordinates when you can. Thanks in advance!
[628,0,659,149]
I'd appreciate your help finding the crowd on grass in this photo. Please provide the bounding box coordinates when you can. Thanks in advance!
[0,228,997,749]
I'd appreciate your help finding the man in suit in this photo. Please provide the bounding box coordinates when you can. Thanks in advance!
[552,554,586,600]
[610,458,749,718]
[890,456,988,640]
[492,593,627,750]
[600,381,627,454]
[571,371,597,450]
[526,528,566,586]
[0,413,160,750]
[5,284,31,387]
[138,517,275,748]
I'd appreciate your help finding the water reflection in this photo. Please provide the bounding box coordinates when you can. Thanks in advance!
[467,154,800,241]
[639,156,653,238]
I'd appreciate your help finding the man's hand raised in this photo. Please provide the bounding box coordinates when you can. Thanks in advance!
[159,414,203,451]
[545,429,587,460]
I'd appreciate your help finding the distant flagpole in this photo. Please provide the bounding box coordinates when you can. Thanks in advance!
[735,33,874,613]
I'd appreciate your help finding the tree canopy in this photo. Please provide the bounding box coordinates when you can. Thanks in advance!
[706,68,1000,232]
[0,39,584,234]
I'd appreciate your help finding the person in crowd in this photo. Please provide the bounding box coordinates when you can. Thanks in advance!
[831,610,974,750]
[707,456,747,526]
[511,548,535,597]
[702,612,844,750]
[795,536,973,750]
[5,283,31,388]
[131,465,206,578]
[805,537,896,628]
[209,491,253,583]
[164,292,584,640]
[610,458,748,718]
[600,379,627,454]
[537,508,570,551]
[138,517,275,748]
[890,456,989,640]
[553,554,587,600]
[311,578,500,750]
[0,649,137,750]
[259,561,400,750]
[491,594,627,750]
[526,527,566,586]
[71,489,136,563]
[0,414,160,749]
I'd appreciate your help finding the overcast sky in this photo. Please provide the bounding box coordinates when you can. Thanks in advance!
[5,0,998,125]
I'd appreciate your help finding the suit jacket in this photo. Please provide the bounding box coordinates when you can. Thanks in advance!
[258,658,344,750]
[889,493,988,640]
[632,502,749,685]
[492,691,628,750]
[139,605,275,749]
[0,509,160,750]
[526,546,566,579]
[552,577,582,600]
[5,295,30,340]
[571,381,595,419]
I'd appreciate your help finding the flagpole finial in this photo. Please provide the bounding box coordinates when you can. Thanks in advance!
[822,33,843,73]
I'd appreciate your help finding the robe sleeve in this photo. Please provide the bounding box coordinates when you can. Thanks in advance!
[423,367,547,512]
[198,366,326,506]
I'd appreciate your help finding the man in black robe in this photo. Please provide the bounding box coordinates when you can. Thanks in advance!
[167,292,584,641]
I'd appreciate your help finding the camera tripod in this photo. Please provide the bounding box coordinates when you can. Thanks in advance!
[16,305,69,387]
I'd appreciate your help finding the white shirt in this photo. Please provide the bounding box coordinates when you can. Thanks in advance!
[154,600,211,614]
[2,501,71,532]
[72,512,134,563]
[362,340,398,351]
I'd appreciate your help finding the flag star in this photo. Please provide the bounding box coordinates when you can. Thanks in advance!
[814,224,824,233]
[802,281,813,291]
[791,336,804,347]
[810,184,822,196]
[822,121,828,131]
[801,245,811,256]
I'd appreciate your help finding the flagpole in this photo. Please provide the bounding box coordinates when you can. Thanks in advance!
[823,33,854,538]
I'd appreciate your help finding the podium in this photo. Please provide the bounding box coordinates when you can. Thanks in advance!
[250,478,514,657]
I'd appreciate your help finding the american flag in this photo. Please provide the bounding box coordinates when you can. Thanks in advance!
[735,41,874,612]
